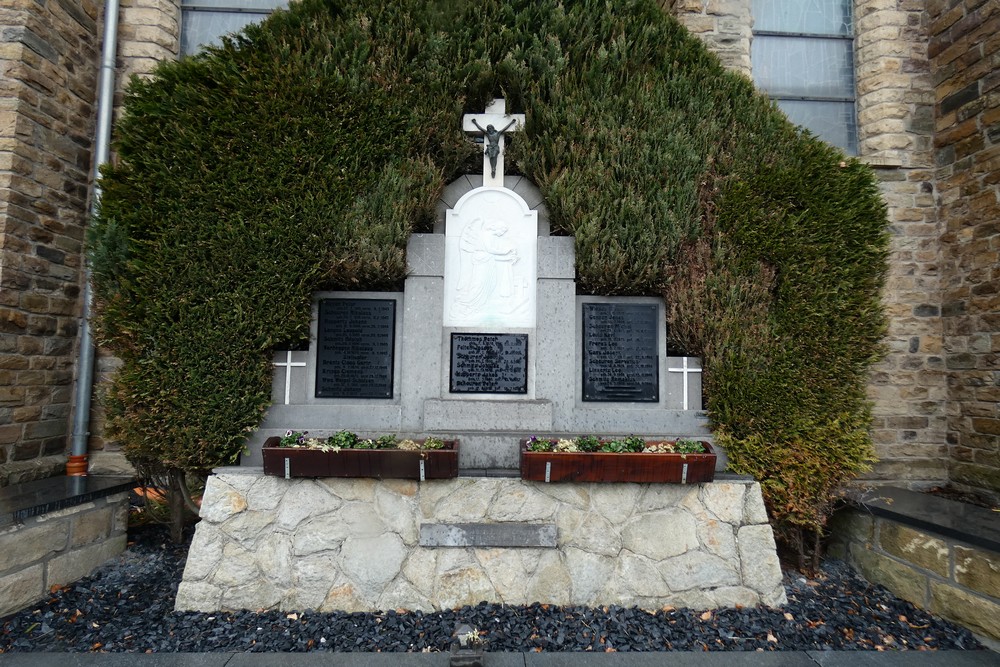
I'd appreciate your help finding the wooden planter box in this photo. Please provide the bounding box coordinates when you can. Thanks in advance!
[520,441,716,484]
[262,437,459,480]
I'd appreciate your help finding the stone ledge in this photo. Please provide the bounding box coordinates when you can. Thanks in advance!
[851,486,1000,553]
[0,474,135,528]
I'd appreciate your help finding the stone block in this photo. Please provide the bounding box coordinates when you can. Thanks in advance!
[423,398,553,432]
[419,522,557,548]
[737,524,786,605]
[0,563,44,618]
[46,533,126,586]
[877,520,950,576]
[954,545,1000,597]
[851,545,929,606]
[828,508,875,545]
[70,505,113,547]
[622,509,698,560]
[929,580,1000,640]
[0,519,68,572]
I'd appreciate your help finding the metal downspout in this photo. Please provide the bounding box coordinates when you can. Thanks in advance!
[68,0,120,476]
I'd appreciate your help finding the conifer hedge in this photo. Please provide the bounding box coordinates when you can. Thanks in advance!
[90,0,888,554]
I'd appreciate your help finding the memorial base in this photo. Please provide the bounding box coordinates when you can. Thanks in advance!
[176,468,786,612]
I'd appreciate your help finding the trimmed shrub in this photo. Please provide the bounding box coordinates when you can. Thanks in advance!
[90,0,888,554]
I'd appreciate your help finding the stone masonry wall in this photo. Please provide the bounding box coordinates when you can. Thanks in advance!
[928,0,1000,501]
[829,507,1000,642]
[664,0,951,487]
[0,0,100,486]
[855,1,948,487]
[177,469,787,612]
[0,492,129,618]
[664,0,752,77]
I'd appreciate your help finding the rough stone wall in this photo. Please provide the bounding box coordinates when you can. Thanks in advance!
[928,0,1000,501]
[0,0,101,486]
[177,470,787,612]
[855,1,948,487]
[663,0,752,76]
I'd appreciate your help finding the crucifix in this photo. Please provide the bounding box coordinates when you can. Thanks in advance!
[462,98,525,188]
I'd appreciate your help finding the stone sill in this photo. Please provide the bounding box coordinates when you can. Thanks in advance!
[0,475,135,528]
[850,486,1000,553]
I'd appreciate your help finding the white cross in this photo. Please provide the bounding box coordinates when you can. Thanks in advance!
[273,350,306,405]
[667,357,703,410]
[463,98,525,188]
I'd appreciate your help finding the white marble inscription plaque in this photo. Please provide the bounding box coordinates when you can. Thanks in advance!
[444,187,537,328]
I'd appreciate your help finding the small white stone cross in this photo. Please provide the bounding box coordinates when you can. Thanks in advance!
[273,350,306,405]
[463,98,525,188]
[667,357,703,411]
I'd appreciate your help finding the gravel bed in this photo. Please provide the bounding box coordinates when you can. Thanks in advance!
[0,524,986,653]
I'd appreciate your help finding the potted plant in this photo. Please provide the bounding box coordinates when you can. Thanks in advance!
[262,430,459,480]
[519,435,716,484]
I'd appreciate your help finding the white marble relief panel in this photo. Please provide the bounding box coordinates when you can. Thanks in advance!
[443,187,537,328]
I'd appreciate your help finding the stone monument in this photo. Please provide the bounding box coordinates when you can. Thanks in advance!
[243,98,711,470]
[178,100,785,613]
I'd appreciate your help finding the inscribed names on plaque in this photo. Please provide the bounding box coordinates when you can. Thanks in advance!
[450,333,528,394]
[315,299,395,399]
[582,303,659,402]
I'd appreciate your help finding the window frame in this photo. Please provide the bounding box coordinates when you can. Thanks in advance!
[751,2,859,154]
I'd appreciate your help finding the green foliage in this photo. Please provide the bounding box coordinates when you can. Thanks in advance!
[575,435,602,453]
[90,0,888,543]
[675,439,705,454]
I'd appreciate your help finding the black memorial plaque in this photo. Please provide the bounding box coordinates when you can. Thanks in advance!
[316,299,395,399]
[450,333,528,394]
[582,303,659,402]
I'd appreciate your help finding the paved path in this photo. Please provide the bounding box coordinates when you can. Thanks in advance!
[0,651,997,667]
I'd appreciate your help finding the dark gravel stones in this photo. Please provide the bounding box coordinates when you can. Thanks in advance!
[0,525,985,653]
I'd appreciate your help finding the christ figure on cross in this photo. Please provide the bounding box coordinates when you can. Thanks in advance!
[471,118,517,179]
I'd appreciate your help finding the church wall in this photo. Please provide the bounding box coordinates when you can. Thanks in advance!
[928,0,1000,501]
[33,1,989,494]
[674,0,954,489]
[0,0,101,485]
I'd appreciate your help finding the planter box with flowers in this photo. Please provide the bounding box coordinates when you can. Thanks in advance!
[520,435,716,484]
[262,430,459,480]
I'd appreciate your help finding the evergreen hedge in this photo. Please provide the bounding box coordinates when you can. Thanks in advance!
[90,0,889,554]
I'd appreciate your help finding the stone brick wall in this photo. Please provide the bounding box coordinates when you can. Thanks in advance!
[0,0,101,485]
[854,1,948,488]
[0,492,129,617]
[117,0,179,89]
[829,507,1000,642]
[664,0,752,76]
[929,0,1000,501]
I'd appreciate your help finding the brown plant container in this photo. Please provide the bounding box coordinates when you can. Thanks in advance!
[519,440,716,484]
[262,437,459,480]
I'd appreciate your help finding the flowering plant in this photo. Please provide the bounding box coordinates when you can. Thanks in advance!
[524,435,706,454]
[278,430,446,452]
